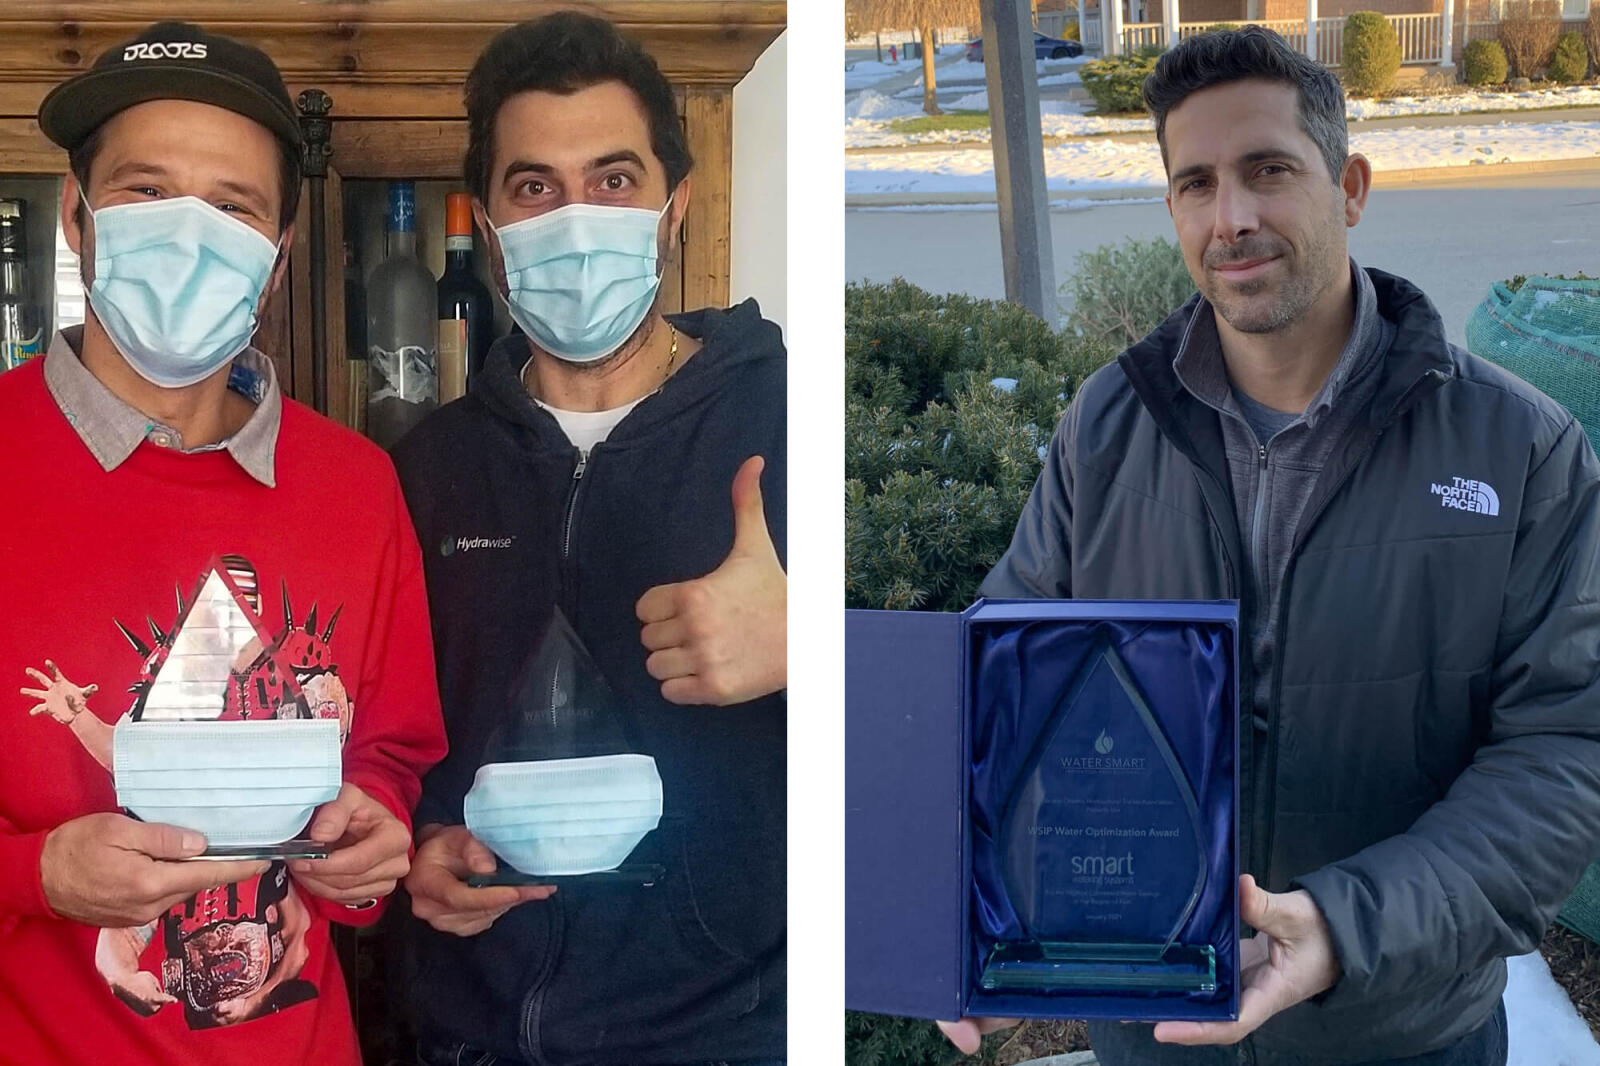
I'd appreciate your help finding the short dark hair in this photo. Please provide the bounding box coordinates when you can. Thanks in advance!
[463,12,693,203]
[1142,26,1347,183]
[67,119,303,233]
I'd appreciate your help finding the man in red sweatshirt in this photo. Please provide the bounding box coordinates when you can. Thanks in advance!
[0,21,447,1065]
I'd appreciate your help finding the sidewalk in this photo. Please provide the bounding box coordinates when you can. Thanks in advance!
[846,105,1600,156]
[847,155,1600,207]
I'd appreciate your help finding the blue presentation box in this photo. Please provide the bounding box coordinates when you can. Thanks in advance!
[845,599,1240,1023]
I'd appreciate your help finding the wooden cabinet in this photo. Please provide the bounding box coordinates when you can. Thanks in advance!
[0,1,785,428]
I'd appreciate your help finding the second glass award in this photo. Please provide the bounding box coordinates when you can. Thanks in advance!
[980,640,1216,995]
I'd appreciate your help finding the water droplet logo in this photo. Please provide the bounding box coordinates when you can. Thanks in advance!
[440,536,456,557]
[1094,729,1114,755]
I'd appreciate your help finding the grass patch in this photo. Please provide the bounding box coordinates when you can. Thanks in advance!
[886,110,990,133]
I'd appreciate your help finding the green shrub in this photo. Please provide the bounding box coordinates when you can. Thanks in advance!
[1548,31,1589,82]
[1079,52,1160,113]
[1203,22,1240,32]
[1463,39,1510,85]
[844,279,1115,612]
[846,1011,1017,1065]
[1342,12,1402,95]
[1064,236,1197,348]
[1060,20,1082,41]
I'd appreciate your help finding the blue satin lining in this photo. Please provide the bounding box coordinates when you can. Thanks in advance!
[968,619,1236,1012]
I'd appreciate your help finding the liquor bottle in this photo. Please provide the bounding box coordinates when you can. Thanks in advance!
[437,192,494,403]
[365,181,437,449]
[343,239,368,435]
[0,199,43,371]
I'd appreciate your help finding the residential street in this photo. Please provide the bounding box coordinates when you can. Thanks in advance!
[845,165,1600,348]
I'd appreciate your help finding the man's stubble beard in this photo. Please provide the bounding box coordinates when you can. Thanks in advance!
[1203,202,1343,336]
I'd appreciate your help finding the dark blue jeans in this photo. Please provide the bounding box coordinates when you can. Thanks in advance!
[1087,1000,1507,1066]
[415,1038,783,1066]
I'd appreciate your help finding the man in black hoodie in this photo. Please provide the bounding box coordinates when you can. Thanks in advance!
[389,14,786,1066]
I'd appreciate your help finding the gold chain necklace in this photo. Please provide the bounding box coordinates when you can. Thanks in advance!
[664,323,678,380]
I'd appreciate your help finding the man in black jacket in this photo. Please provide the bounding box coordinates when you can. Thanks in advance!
[390,14,786,1066]
[943,26,1600,1066]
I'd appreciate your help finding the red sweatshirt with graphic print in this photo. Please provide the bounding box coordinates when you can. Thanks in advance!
[0,357,447,1065]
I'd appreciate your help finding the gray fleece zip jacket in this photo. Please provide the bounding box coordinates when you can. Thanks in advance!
[1175,262,1395,734]
[981,268,1600,1061]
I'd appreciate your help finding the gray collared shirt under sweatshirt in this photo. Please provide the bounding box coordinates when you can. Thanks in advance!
[1172,261,1397,732]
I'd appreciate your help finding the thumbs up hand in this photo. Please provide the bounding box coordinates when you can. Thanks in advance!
[636,455,787,706]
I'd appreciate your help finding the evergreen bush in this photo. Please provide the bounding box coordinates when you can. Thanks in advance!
[1548,31,1590,83]
[845,279,1115,614]
[1061,20,1082,41]
[1463,39,1510,85]
[1079,52,1160,113]
[843,279,1116,1064]
[1342,12,1402,96]
[1064,236,1196,348]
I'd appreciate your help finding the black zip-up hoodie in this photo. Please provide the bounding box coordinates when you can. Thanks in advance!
[390,300,787,1066]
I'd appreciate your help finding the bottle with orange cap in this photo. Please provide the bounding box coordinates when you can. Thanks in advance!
[437,191,495,403]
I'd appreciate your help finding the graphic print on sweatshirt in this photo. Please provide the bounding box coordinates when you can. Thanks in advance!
[18,554,352,1030]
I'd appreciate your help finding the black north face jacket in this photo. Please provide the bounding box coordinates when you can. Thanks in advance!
[983,270,1600,1061]
[391,301,786,1066]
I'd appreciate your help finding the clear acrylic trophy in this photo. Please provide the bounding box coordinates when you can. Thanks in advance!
[463,609,665,888]
[980,640,1215,994]
[114,564,339,861]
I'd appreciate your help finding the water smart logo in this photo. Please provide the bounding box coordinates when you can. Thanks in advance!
[1094,729,1115,755]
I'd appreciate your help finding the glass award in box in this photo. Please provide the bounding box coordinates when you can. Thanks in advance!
[980,641,1215,994]
[463,609,665,888]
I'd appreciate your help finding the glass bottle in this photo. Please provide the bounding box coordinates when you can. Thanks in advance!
[365,181,437,448]
[437,192,494,403]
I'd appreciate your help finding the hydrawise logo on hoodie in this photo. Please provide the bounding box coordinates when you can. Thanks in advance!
[441,535,516,557]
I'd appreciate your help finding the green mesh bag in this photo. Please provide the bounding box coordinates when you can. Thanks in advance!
[1465,276,1600,459]
[1467,275,1600,943]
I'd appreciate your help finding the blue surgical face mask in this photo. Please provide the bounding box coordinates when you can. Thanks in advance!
[494,199,672,364]
[86,196,282,388]
[113,718,342,847]
[464,753,664,876]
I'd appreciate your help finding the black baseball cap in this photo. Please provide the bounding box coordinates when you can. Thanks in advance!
[38,21,302,153]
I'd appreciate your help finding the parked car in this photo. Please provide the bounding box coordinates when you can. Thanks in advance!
[965,31,1084,63]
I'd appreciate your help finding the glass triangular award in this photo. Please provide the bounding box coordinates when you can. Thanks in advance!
[114,564,338,861]
[980,641,1216,994]
[463,609,666,888]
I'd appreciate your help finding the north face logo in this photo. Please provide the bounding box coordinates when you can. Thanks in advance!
[123,41,208,61]
[1430,476,1499,515]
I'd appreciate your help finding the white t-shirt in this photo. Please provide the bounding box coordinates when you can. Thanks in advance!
[535,395,645,458]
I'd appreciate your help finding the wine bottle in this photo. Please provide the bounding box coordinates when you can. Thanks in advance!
[365,181,437,448]
[437,192,494,403]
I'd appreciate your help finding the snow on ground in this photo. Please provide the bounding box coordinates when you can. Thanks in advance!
[1505,952,1600,1065]
[848,81,1600,150]
[845,90,925,121]
[845,120,1600,198]
[1346,83,1600,119]
[843,45,967,91]
[845,59,910,91]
